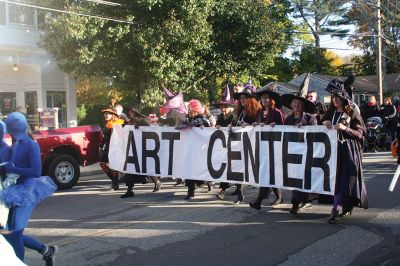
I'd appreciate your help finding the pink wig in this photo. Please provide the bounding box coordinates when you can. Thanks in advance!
[188,99,204,114]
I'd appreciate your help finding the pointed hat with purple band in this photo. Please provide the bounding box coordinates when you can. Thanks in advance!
[233,79,257,99]
[163,87,175,100]
[214,84,236,107]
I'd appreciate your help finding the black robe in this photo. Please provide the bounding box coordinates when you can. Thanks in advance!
[321,109,368,209]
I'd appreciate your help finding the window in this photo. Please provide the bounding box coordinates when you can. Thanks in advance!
[0,92,17,118]
[8,4,36,26]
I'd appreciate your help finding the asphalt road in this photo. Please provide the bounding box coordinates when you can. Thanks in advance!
[24,152,400,266]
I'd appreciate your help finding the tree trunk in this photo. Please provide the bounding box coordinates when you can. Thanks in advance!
[314,15,321,73]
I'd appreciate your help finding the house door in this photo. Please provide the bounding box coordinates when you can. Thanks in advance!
[46,91,67,128]
[25,91,38,130]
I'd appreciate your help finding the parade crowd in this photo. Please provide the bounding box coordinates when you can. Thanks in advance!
[99,75,400,227]
[1,75,399,266]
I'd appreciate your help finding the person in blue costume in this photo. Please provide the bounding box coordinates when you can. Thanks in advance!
[0,112,58,265]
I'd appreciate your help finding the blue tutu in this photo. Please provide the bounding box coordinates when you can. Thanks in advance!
[0,176,57,207]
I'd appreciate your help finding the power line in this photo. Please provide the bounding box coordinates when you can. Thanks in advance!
[288,30,377,37]
[384,0,400,13]
[0,0,134,24]
[83,0,122,7]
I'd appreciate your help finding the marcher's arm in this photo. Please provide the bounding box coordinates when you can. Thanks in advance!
[5,142,41,177]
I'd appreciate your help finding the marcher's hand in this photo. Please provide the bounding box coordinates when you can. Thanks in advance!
[335,123,347,131]
[215,125,221,130]
[252,122,258,127]
[259,122,265,127]
[269,122,276,128]
[323,121,332,129]
[227,124,232,129]
[295,123,302,128]
[242,122,249,128]
[200,125,204,129]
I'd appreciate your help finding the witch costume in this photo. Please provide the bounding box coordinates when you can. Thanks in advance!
[321,79,368,224]
[229,82,260,204]
[280,75,319,214]
[184,111,211,200]
[249,83,285,209]
[0,112,58,264]
[120,107,162,198]
[214,85,237,200]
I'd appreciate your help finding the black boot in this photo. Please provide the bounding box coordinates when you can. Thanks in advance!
[328,208,339,224]
[185,182,195,200]
[289,202,299,215]
[112,176,119,190]
[249,198,262,210]
[234,188,244,205]
[184,190,194,200]
[121,186,134,198]
[340,203,353,217]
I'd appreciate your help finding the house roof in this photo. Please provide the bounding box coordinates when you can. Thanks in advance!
[287,73,400,96]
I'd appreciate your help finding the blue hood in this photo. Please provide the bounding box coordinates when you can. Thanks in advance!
[6,112,28,141]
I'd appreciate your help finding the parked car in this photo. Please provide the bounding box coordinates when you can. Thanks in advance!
[6,125,102,190]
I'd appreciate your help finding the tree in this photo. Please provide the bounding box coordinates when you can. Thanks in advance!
[291,0,349,72]
[39,0,293,107]
[346,1,400,74]
[292,46,344,75]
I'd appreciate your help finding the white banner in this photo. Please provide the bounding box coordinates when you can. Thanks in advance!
[109,125,337,195]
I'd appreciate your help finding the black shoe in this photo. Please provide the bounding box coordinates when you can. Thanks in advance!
[339,206,353,217]
[120,191,134,198]
[249,200,261,210]
[271,198,283,206]
[234,192,244,205]
[216,191,225,200]
[184,194,194,200]
[42,245,58,266]
[289,203,299,215]
[153,181,162,192]
[339,202,354,217]
[328,208,339,224]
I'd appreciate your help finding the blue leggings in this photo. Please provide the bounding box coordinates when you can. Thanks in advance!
[4,205,45,261]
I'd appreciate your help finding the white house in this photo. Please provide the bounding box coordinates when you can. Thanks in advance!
[0,2,77,129]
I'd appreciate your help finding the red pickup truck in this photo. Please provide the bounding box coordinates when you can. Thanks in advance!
[6,125,102,190]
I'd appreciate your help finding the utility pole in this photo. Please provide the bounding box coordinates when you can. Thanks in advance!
[377,0,383,105]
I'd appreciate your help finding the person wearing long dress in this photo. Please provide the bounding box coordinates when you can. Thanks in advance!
[184,100,211,200]
[321,79,368,224]
[249,84,285,210]
[228,82,261,204]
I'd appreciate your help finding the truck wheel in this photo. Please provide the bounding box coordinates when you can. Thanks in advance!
[47,154,80,190]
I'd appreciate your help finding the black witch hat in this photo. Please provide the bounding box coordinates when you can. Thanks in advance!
[281,73,316,114]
